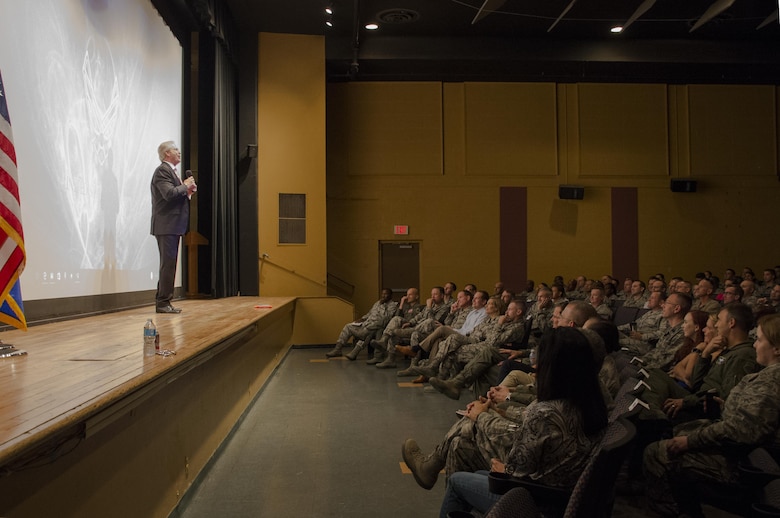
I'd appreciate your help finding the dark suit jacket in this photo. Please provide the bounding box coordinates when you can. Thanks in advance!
[150,162,190,236]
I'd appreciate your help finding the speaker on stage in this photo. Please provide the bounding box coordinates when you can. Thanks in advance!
[670,179,697,193]
[558,185,585,200]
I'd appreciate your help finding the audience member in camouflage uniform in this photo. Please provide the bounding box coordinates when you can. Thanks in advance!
[617,290,666,355]
[623,280,649,308]
[632,292,691,371]
[589,286,613,320]
[757,268,777,298]
[740,279,759,307]
[525,286,554,345]
[411,296,501,380]
[643,313,780,517]
[691,278,721,315]
[425,300,527,399]
[370,286,449,367]
[414,290,487,359]
[362,287,422,365]
[324,288,398,358]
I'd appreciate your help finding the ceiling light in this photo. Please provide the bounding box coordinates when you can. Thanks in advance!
[365,23,379,30]
[325,20,333,27]
[325,6,333,15]
[610,26,623,33]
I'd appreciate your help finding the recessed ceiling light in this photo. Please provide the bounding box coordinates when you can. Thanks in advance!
[611,26,623,33]
[365,23,379,30]
[325,7,333,15]
[326,20,333,27]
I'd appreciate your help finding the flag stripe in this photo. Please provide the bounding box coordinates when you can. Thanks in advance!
[0,68,27,330]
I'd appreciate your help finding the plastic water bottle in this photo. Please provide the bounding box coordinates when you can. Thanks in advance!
[144,319,157,357]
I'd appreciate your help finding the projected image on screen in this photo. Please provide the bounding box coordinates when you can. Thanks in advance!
[0,0,182,301]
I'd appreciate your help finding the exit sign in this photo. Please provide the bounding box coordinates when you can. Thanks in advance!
[394,225,409,235]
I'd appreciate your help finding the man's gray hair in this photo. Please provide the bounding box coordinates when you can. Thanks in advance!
[158,141,177,161]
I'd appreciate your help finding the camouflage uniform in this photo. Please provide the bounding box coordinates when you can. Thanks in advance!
[418,307,485,354]
[380,300,449,345]
[691,297,721,315]
[622,293,649,309]
[434,409,522,477]
[444,306,472,328]
[593,302,613,321]
[437,319,527,382]
[334,299,398,346]
[618,309,666,355]
[502,400,601,488]
[640,321,685,371]
[430,316,500,376]
[525,302,553,345]
[643,362,780,516]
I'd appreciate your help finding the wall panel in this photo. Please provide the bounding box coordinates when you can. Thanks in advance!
[688,85,777,176]
[336,82,443,177]
[575,83,669,178]
[464,82,558,176]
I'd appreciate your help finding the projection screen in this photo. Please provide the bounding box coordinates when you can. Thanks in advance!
[0,0,183,301]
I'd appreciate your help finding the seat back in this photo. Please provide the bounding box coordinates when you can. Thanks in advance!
[612,306,639,327]
[484,487,541,518]
[563,417,637,518]
[609,377,641,422]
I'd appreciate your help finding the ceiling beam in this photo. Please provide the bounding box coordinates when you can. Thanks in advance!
[548,0,578,32]
[472,0,507,24]
[622,0,657,32]
[690,0,735,32]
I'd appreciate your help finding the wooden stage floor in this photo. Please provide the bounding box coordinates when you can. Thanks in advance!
[0,296,295,471]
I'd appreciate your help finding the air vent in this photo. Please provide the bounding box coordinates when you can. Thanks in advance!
[376,9,420,24]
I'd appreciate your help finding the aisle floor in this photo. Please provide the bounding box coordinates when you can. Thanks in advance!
[174,346,735,518]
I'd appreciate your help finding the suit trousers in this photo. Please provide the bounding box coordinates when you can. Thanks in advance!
[156,234,181,307]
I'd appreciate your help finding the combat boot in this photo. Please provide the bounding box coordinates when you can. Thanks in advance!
[345,340,364,361]
[324,343,343,358]
[401,439,445,490]
[366,341,385,365]
[429,376,463,400]
[376,349,397,369]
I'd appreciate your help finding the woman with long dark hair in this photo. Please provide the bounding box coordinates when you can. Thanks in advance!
[438,326,608,518]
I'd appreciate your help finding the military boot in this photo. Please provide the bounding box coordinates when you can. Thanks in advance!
[345,340,364,361]
[401,439,445,490]
[429,376,463,400]
[376,349,397,369]
[366,341,385,365]
[324,343,343,358]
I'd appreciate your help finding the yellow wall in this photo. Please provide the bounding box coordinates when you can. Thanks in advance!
[291,296,355,345]
[257,33,327,296]
[327,81,780,313]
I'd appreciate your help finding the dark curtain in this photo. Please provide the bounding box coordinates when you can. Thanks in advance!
[188,0,240,298]
[211,42,239,297]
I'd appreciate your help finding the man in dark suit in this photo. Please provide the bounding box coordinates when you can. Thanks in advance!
[150,141,196,313]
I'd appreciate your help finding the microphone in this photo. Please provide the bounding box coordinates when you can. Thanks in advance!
[183,169,196,198]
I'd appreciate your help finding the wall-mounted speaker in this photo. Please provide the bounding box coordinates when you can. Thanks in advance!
[558,185,584,200]
[670,179,697,193]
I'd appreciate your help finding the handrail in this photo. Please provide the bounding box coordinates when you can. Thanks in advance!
[327,273,355,298]
[259,256,326,288]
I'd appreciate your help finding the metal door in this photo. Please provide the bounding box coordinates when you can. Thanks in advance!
[380,242,420,300]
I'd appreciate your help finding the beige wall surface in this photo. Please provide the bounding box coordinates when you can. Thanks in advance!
[326,81,779,313]
[257,33,327,297]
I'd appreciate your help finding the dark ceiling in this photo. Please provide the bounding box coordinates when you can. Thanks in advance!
[223,0,780,83]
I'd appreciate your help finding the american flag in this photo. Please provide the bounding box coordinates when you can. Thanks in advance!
[0,69,27,330]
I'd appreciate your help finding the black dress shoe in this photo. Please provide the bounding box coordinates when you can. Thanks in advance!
[156,305,182,314]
